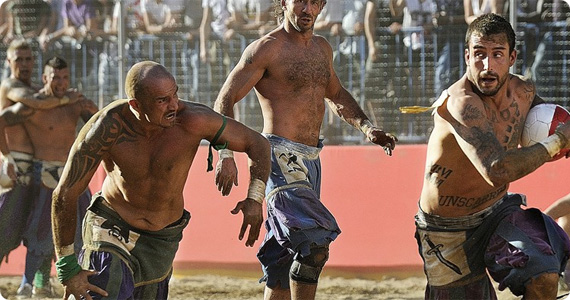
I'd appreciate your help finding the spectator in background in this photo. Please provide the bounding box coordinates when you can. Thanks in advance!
[340,0,377,61]
[200,0,232,63]
[53,0,103,42]
[109,0,143,36]
[433,0,466,96]
[92,0,113,37]
[397,0,436,117]
[0,0,11,41]
[183,0,203,41]
[364,0,404,112]
[164,0,187,31]
[464,0,503,24]
[504,0,547,80]
[3,0,50,44]
[401,0,436,51]
[39,0,64,51]
[140,0,174,34]
[314,0,343,38]
[226,0,274,38]
[364,0,379,62]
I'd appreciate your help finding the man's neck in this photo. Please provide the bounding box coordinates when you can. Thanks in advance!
[13,76,31,87]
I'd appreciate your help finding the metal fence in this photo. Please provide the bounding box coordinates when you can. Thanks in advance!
[1,21,570,144]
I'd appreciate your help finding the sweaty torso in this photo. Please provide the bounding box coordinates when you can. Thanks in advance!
[24,102,84,162]
[419,75,534,217]
[99,102,202,231]
[0,78,34,154]
[253,30,332,147]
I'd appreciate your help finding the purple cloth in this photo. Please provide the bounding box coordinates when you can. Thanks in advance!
[61,0,94,27]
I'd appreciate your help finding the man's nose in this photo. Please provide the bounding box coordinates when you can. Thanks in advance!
[483,57,492,71]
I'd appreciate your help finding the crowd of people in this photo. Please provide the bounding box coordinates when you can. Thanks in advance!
[2,0,570,144]
[2,1,570,300]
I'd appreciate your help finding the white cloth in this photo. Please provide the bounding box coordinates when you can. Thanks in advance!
[203,0,230,39]
[342,0,367,35]
[113,0,143,30]
[316,0,343,24]
[141,0,171,24]
[402,0,435,50]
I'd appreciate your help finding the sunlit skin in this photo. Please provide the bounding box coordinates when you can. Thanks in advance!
[42,67,70,98]
[285,0,326,33]
[8,48,34,85]
[130,75,180,129]
[465,33,515,97]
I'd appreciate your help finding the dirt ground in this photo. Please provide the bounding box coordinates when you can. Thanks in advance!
[0,266,566,300]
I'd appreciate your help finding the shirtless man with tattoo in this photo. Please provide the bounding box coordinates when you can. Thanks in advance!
[0,40,82,298]
[51,61,270,300]
[213,1,397,299]
[416,13,570,299]
[0,56,97,298]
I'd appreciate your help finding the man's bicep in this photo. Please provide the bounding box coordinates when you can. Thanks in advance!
[6,85,35,102]
[60,139,104,192]
[446,100,503,169]
[220,117,261,153]
[0,102,34,125]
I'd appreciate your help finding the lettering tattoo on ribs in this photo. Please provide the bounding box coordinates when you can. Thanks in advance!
[437,185,507,208]
[426,163,453,187]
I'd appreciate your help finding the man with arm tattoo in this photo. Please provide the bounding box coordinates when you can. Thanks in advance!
[0,56,98,297]
[0,40,83,298]
[51,61,271,300]
[416,13,570,299]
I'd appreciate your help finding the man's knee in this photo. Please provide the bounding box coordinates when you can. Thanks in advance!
[290,245,329,284]
[524,272,559,299]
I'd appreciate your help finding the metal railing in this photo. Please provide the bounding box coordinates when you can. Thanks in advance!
[1,22,569,144]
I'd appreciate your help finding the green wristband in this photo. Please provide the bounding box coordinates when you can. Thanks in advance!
[55,254,82,283]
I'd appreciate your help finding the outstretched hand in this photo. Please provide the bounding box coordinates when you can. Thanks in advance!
[231,199,263,247]
[366,128,398,156]
[215,157,239,196]
[62,270,108,300]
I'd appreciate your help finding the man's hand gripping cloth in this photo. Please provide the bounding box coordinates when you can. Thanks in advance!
[81,194,190,287]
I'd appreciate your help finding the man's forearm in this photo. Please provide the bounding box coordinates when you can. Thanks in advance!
[10,92,69,110]
[213,97,236,118]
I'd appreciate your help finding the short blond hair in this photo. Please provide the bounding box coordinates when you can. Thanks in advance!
[7,39,31,60]
[125,61,172,99]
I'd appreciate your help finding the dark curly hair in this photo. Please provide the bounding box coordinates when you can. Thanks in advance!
[465,13,516,54]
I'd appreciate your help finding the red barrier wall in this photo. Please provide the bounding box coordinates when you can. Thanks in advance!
[1,144,568,275]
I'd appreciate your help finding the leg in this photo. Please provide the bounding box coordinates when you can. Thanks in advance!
[524,272,559,300]
[20,250,44,293]
[288,245,329,300]
[34,256,52,288]
[264,282,291,300]
[290,280,317,300]
[81,250,136,300]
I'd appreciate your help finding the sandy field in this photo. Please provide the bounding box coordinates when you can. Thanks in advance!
[1,264,561,300]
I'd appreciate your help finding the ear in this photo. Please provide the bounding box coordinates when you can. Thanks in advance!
[128,98,143,119]
[128,98,140,111]
[509,49,517,66]
[464,48,469,66]
[42,73,48,84]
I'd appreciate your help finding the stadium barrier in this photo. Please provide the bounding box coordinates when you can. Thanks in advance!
[0,144,568,275]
